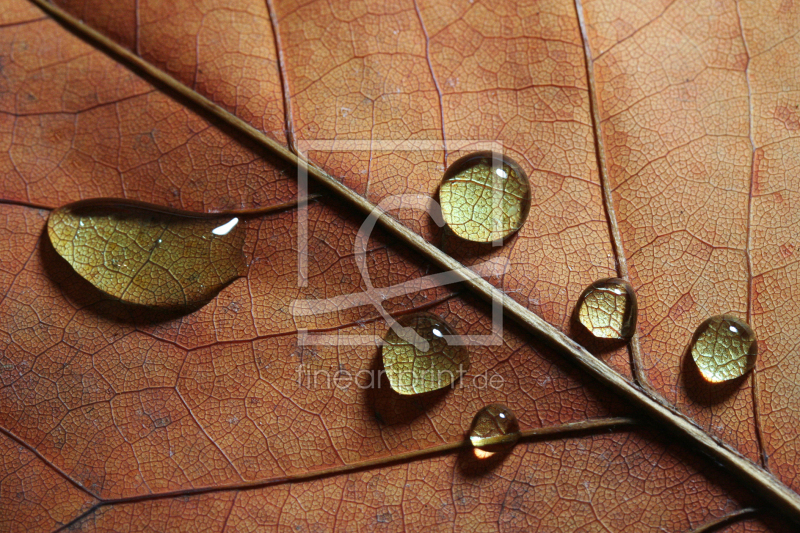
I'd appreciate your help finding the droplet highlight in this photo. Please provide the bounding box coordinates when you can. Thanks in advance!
[469,404,520,457]
[439,151,531,243]
[211,217,240,236]
[47,199,247,308]
[381,312,469,395]
[690,315,758,383]
[577,277,638,340]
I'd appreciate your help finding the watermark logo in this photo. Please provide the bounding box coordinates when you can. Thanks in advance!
[290,140,511,349]
[295,364,505,391]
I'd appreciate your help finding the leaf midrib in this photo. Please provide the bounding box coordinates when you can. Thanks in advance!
[25,0,800,526]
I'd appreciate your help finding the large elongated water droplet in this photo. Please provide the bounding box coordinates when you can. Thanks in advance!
[469,404,520,458]
[690,315,758,383]
[439,151,531,243]
[576,277,638,340]
[381,312,469,395]
[47,199,247,308]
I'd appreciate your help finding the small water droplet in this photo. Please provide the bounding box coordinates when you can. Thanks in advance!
[469,404,520,457]
[381,312,469,395]
[439,151,531,243]
[690,315,757,383]
[576,277,637,340]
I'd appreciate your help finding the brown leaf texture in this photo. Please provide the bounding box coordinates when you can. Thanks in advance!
[2,0,800,530]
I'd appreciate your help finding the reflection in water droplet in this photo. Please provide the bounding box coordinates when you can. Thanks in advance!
[211,217,239,236]
[690,315,758,383]
[576,277,638,340]
[439,151,531,243]
[47,199,248,308]
[469,404,520,458]
[381,312,469,395]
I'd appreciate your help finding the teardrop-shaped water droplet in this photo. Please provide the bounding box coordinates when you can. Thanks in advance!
[576,277,638,340]
[439,151,531,243]
[690,315,757,383]
[47,199,247,308]
[381,312,469,395]
[469,404,520,457]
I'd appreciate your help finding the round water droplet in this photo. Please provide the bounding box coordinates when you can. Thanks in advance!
[381,312,469,395]
[439,151,531,243]
[469,404,520,456]
[576,277,638,340]
[690,315,757,383]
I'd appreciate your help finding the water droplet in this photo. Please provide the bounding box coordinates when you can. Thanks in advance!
[381,312,469,395]
[576,277,638,340]
[439,151,531,243]
[47,199,247,308]
[469,404,520,457]
[690,315,757,383]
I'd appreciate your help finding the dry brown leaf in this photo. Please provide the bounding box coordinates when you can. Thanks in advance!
[2,0,800,531]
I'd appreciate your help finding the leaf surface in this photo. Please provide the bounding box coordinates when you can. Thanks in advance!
[2,0,800,530]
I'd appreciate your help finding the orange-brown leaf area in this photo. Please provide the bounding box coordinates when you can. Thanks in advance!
[49,431,784,533]
[0,191,625,497]
[50,0,633,374]
[584,0,800,492]
[0,431,96,533]
[2,0,800,530]
[584,0,760,465]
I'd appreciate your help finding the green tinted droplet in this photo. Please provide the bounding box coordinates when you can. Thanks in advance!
[381,312,469,395]
[691,315,758,383]
[47,199,247,308]
[576,277,638,340]
[469,404,520,456]
[439,151,531,243]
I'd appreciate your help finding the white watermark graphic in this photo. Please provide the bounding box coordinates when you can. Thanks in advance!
[295,364,505,391]
[291,140,511,348]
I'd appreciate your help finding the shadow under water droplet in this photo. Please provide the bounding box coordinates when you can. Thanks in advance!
[41,226,214,324]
